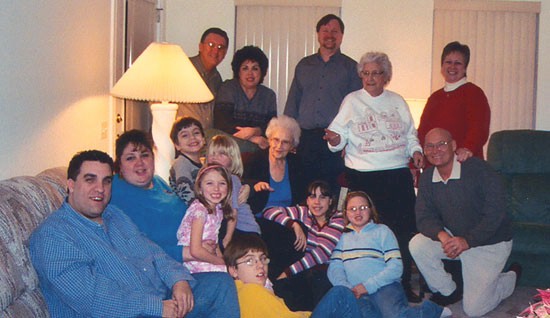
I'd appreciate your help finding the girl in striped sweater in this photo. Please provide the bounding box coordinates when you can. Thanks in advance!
[261,180,344,311]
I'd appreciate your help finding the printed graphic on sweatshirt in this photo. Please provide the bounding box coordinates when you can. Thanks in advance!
[353,108,407,154]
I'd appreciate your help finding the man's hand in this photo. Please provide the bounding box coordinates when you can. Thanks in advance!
[172,281,194,317]
[323,129,341,146]
[351,284,367,299]
[162,300,179,318]
[233,126,260,140]
[442,236,469,259]
[249,136,269,149]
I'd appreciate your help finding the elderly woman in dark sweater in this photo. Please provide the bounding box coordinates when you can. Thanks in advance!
[214,45,277,149]
[243,115,303,215]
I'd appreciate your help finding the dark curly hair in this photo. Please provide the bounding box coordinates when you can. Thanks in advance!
[231,45,269,84]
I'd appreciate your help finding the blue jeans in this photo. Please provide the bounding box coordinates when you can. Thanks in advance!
[311,286,361,318]
[357,281,443,318]
[186,272,240,318]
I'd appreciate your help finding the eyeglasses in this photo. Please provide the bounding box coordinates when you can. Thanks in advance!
[346,205,370,212]
[361,71,384,78]
[206,42,227,50]
[424,141,450,152]
[236,256,270,267]
[269,137,292,148]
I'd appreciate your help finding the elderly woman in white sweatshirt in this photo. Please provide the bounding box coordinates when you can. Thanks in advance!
[323,51,424,303]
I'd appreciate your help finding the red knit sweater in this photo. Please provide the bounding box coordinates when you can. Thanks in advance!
[418,82,491,159]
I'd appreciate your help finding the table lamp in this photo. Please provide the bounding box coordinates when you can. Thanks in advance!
[111,42,213,182]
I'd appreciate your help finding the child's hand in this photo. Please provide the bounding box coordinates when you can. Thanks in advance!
[202,240,217,255]
[292,223,307,252]
[238,184,250,205]
[352,284,367,298]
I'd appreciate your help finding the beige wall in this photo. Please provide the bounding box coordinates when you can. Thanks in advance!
[165,0,550,129]
[0,1,113,180]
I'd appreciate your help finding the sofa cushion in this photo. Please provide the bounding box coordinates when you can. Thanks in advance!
[488,129,550,174]
[0,167,66,318]
[507,173,550,225]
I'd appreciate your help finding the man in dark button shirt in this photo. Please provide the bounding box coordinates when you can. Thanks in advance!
[284,14,362,200]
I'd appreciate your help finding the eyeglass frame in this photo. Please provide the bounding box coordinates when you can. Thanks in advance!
[206,42,227,50]
[269,137,293,148]
[236,255,270,267]
[346,205,371,212]
[361,70,384,78]
[424,140,451,152]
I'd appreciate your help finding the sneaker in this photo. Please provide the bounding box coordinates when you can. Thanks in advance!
[430,289,462,306]
[440,307,453,317]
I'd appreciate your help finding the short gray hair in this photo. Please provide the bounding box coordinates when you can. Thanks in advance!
[357,51,392,84]
[265,115,301,147]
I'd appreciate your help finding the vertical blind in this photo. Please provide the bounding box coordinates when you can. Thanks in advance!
[235,2,340,114]
[432,0,540,137]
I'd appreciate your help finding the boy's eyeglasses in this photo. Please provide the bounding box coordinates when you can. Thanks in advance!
[236,256,270,267]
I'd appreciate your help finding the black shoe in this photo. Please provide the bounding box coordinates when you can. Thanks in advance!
[507,262,522,287]
[430,289,462,306]
[405,287,422,303]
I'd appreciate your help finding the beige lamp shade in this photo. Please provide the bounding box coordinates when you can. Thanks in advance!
[111,42,213,103]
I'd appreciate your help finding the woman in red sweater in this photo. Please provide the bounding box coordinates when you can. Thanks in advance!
[418,41,491,161]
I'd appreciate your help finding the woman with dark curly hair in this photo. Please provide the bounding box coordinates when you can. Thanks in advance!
[214,45,277,149]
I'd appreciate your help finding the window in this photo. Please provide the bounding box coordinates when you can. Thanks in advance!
[433,0,540,134]
[235,1,341,113]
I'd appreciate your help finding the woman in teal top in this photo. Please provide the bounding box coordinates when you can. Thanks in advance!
[110,130,188,262]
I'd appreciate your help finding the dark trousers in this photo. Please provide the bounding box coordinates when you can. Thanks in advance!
[258,218,332,311]
[346,167,417,289]
[296,128,344,199]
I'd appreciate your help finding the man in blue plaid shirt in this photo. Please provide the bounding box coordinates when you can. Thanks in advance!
[30,150,239,318]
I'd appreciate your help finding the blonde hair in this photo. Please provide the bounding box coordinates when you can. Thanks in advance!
[206,135,244,177]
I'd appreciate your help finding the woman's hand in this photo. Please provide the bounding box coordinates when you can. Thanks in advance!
[455,147,473,162]
[238,184,250,205]
[233,126,261,140]
[412,151,424,169]
[323,129,341,146]
[254,181,274,192]
[292,223,307,252]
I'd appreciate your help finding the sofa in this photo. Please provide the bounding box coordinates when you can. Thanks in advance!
[0,167,67,317]
[487,129,550,287]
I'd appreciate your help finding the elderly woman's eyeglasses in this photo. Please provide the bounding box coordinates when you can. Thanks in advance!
[424,141,450,152]
[361,71,384,78]
[236,256,270,267]
[269,137,292,148]
[346,205,370,212]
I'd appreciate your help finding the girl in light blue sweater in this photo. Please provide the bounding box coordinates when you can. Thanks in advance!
[328,191,451,318]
